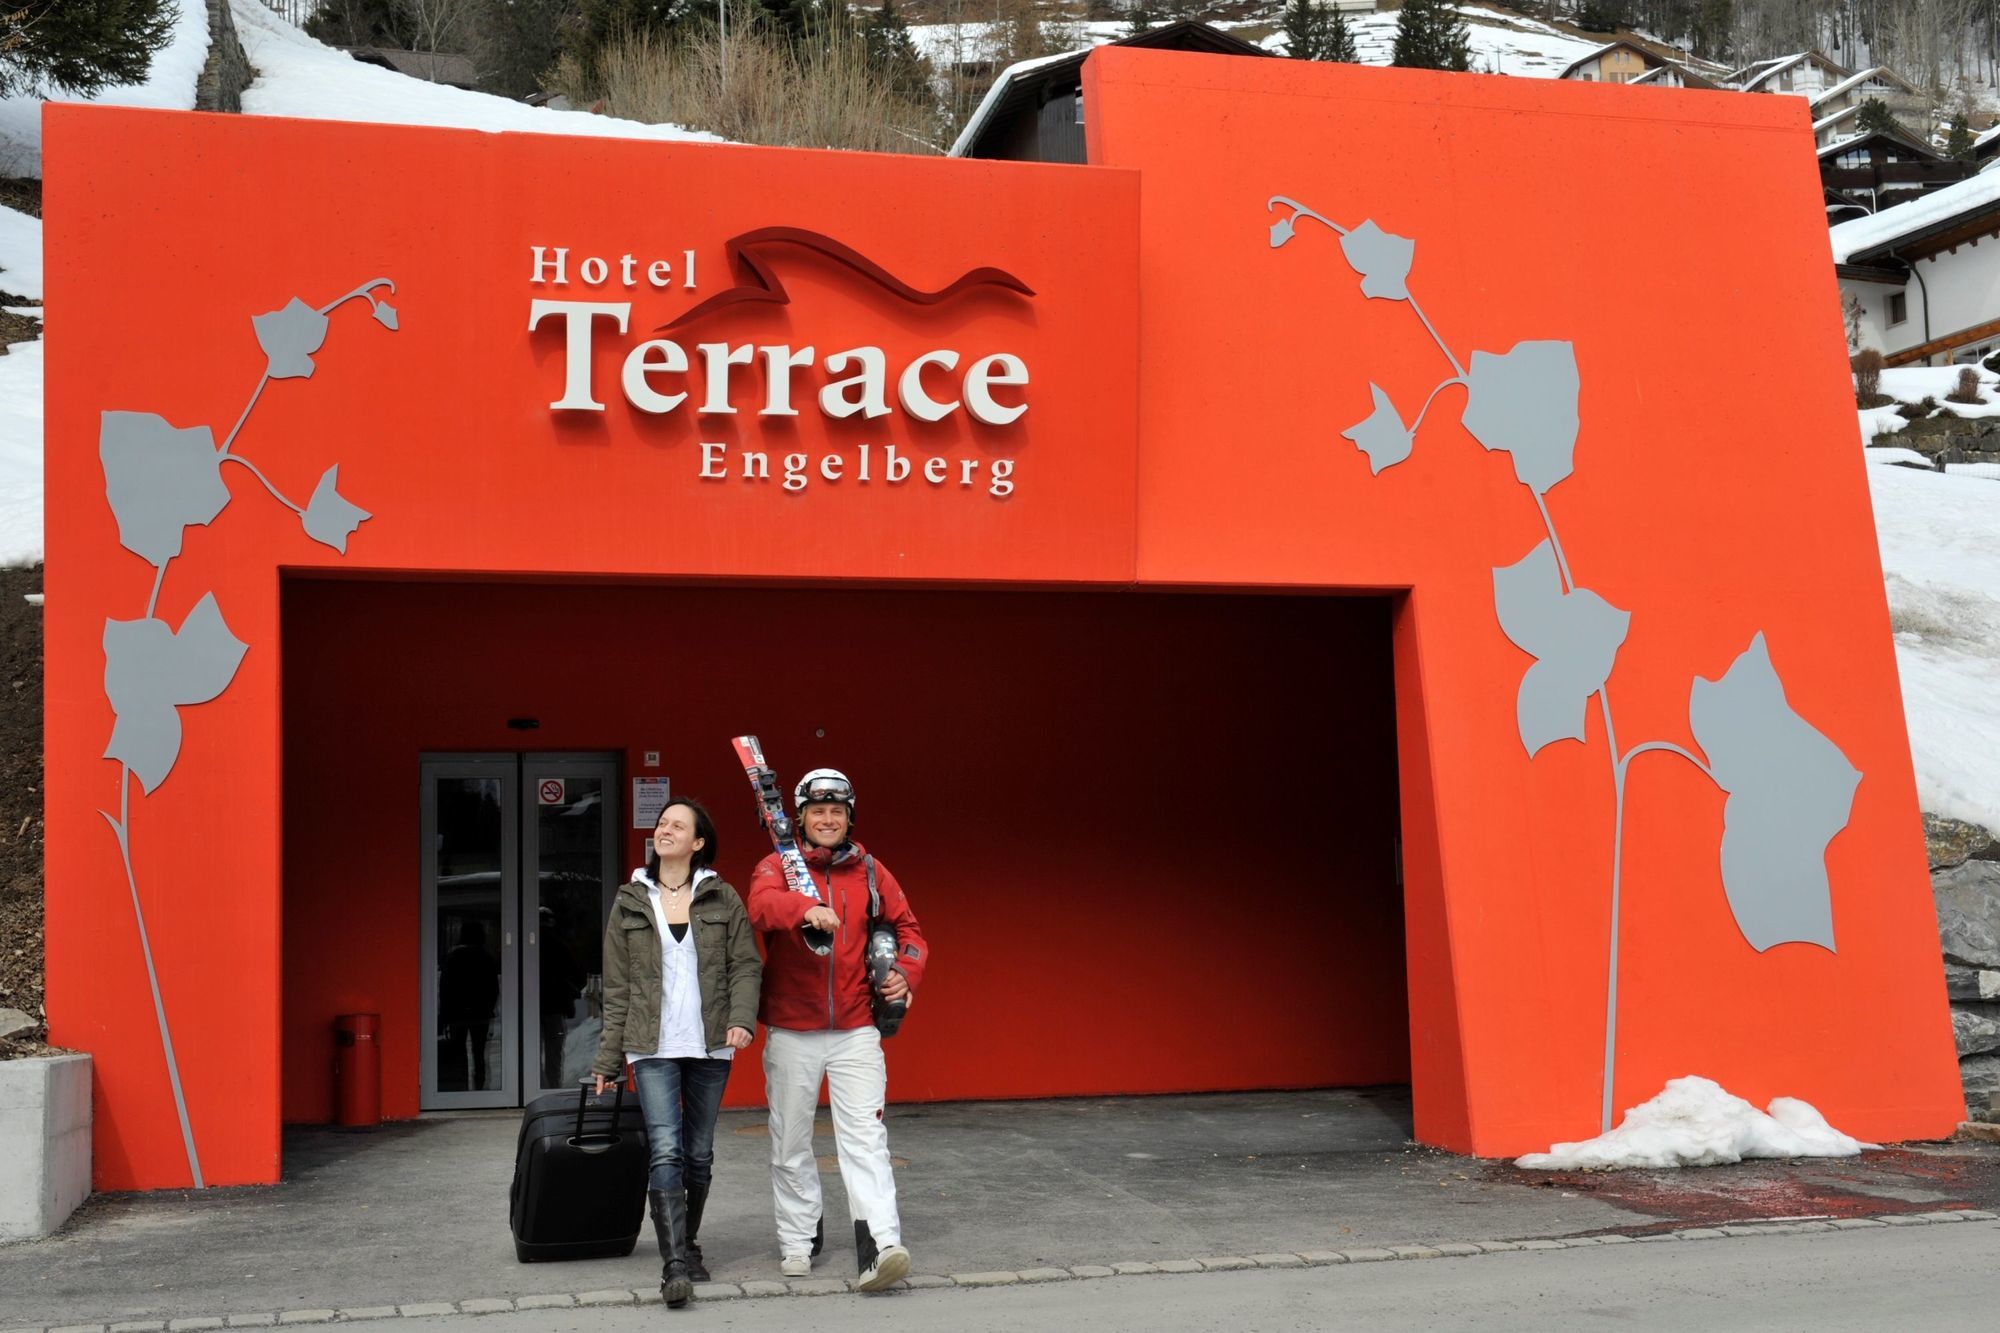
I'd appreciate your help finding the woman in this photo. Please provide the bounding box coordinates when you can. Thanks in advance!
[593,797,761,1309]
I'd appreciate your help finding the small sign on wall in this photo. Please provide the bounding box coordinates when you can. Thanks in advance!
[633,776,672,829]
[537,778,566,805]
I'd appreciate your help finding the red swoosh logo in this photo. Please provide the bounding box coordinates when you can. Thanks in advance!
[659,226,1035,331]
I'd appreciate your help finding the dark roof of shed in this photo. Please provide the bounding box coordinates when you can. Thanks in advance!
[951,20,1271,160]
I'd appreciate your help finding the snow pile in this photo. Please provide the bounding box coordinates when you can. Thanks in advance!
[1872,464,2000,832]
[1863,446,1929,468]
[1516,1076,1873,1170]
[1859,405,1907,443]
[0,2,210,177]
[232,2,719,143]
[0,203,40,302]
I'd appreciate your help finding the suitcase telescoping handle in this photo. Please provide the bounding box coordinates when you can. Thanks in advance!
[571,1077,627,1153]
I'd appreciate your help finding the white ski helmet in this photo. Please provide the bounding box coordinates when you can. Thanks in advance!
[794,767,856,814]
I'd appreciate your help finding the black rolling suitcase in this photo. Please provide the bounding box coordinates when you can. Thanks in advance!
[508,1079,650,1262]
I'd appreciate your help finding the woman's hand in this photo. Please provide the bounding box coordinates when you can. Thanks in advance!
[592,1074,612,1095]
[725,1026,753,1050]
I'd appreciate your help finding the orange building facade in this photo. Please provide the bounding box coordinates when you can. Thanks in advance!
[42,50,1964,1191]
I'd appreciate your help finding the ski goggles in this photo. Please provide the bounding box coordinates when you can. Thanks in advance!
[797,776,854,806]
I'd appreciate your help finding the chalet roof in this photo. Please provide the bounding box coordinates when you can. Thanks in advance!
[1735,49,1851,93]
[948,20,1270,160]
[1556,40,1662,80]
[1626,61,1722,91]
[1816,124,1943,162]
[1830,163,2000,264]
[342,46,478,88]
[1809,65,1922,108]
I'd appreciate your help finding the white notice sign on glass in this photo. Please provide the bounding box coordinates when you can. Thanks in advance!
[632,776,672,829]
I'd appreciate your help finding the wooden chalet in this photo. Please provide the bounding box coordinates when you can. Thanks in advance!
[1729,50,1850,98]
[1558,40,1720,90]
[1834,172,2000,366]
[949,20,1271,164]
[1819,126,1971,218]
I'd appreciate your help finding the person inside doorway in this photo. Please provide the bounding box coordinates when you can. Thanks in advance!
[748,767,929,1293]
[438,919,500,1091]
[592,798,762,1309]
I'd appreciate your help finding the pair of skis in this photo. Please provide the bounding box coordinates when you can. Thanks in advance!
[729,734,909,1037]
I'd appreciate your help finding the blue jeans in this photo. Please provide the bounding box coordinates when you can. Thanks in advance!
[630,1057,733,1195]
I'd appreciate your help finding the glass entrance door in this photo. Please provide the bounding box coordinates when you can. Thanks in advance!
[420,753,620,1110]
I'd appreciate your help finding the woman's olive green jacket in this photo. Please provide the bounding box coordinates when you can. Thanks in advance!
[591,870,762,1079]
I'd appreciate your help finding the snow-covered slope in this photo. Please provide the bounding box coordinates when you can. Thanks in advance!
[0,2,720,179]
[231,2,718,144]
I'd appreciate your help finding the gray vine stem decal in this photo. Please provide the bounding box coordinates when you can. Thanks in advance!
[1267,196,1861,1133]
[97,279,398,1186]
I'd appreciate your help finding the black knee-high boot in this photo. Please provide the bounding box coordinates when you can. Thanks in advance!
[683,1184,710,1283]
[649,1187,694,1308]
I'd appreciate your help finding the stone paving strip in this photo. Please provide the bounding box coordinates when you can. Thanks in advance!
[6,1210,1993,1333]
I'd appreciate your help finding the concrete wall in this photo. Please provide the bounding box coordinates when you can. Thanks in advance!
[0,1054,91,1240]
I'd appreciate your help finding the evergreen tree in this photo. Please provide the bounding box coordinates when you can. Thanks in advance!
[0,0,175,96]
[1124,4,1151,39]
[474,0,570,98]
[1392,0,1472,72]
[1282,0,1326,60]
[1577,0,1626,32]
[1856,96,1895,134]
[305,0,418,49]
[1325,7,1357,62]
[1947,113,1977,161]
[563,0,704,76]
[862,0,931,107]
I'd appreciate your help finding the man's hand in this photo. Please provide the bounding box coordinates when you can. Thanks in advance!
[592,1074,612,1095]
[879,969,909,1002]
[804,905,841,932]
[725,1026,753,1050]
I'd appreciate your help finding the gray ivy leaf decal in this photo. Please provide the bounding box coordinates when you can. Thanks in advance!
[372,300,399,331]
[1269,216,1296,249]
[1689,634,1861,952]
[1339,220,1415,301]
[301,465,370,553]
[99,411,231,566]
[102,593,250,794]
[1492,541,1630,758]
[252,297,330,380]
[1460,341,1581,495]
[1342,384,1414,474]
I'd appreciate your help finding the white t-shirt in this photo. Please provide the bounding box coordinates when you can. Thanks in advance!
[624,867,733,1064]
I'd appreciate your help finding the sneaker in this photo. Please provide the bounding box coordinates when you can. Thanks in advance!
[780,1252,812,1278]
[856,1243,910,1293]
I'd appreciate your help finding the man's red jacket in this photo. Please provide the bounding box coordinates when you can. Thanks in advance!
[747,838,929,1032]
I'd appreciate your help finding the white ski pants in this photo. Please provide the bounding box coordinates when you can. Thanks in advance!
[764,1026,902,1253]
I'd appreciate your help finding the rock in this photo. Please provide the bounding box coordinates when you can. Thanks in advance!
[1944,965,2000,1002]
[1952,1004,2000,1058]
[1962,1054,2000,1122]
[0,1007,34,1039]
[1925,814,1998,871]
[1935,860,2000,968]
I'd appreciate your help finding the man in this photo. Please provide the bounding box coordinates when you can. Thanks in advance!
[747,767,928,1293]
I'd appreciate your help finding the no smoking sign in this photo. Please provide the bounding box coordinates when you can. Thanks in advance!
[537,778,566,806]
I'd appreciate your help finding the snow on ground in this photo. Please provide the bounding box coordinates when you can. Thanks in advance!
[1517,1076,1872,1170]
[0,1,210,177]
[1859,405,1908,443]
[1864,446,1928,468]
[1872,463,2000,833]
[0,203,41,301]
[0,332,41,568]
[915,5,1604,82]
[232,2,718,143]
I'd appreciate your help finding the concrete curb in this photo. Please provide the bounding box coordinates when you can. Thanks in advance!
[8,1209,1994,1332]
